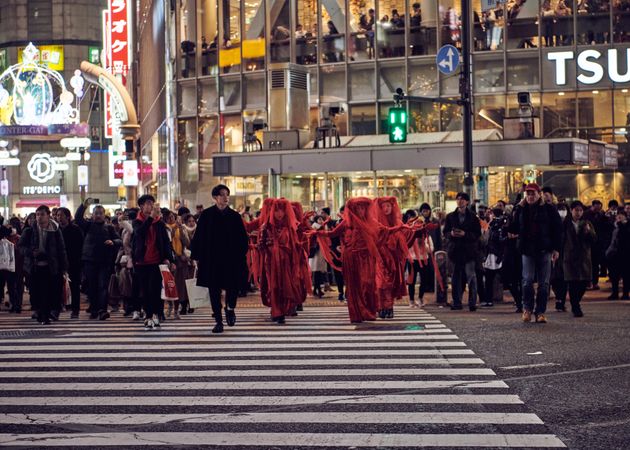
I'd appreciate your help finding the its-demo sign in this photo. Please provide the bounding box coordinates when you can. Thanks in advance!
[548,48,630,85]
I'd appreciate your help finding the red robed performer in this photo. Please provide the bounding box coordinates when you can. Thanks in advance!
[259,198,306,323]
[372,197,411,318]
[244,198,274,306]
[314,197,383,323]
[291,202,313,306]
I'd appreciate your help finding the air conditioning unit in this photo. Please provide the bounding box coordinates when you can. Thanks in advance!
[267,63,309,131]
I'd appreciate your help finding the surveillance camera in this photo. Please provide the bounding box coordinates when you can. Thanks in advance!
[396,87,404,95]
[517,92,531,106]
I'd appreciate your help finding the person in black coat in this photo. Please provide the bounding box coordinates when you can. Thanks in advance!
[55,208,84,318]
[443,192,482,311]
[191,184,248,334]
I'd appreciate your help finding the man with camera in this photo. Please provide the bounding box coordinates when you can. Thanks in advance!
[443,192,482,311]
[76,198,121,320]
[18,205,68,325]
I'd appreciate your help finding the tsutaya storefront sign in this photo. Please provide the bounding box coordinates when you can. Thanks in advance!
[548,48,630,85]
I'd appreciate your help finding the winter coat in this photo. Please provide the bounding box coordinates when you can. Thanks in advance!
[75,204,121,265]
[510,199,562,256]
[190,205,248,290]
[309,223,328,273]
[443,208,482,264]
[606,221,630,264]
[585,209,614,252]
[132,215,174,265]
[60,223,84,275]
[562,218,596,281]
[19,221,68,276]
[0,238,15,272]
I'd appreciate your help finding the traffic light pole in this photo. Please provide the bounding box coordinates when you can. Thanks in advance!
[460,0,474,197]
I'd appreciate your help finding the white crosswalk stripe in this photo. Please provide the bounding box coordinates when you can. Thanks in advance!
[0,306,566,448]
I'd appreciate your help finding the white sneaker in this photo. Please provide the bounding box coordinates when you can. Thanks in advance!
[132,311,141,321]
[144,319,154,330]
[408,302,415,308]
[415,300,423,308]
[174,312,181,320]
[152,315,161,328]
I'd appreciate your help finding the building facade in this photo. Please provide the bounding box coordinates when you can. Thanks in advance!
[139,0,630,212]
[0,0,113,216]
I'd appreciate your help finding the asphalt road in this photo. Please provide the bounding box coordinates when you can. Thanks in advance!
[428,297,630,450]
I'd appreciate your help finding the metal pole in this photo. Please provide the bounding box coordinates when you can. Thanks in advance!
[460,0,474,197]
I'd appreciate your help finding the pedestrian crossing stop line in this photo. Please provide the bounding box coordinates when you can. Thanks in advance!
[0,432,567,447]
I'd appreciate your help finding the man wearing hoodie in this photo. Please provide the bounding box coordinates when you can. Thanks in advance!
[76,200,121,320]
[18,205,68,325]
[133,195,175,330]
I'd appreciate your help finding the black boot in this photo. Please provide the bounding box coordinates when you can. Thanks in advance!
[212,321,224,333]
[386,308,394,318]
[225,308,236,327]
[276,315,286,324]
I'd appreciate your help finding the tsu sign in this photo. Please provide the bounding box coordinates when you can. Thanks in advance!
[547,48,630,86]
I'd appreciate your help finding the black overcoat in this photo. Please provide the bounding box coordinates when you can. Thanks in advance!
[191,205,248,290]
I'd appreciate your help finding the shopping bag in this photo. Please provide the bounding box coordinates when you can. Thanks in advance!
[186,277,209,309]
[62,274,71,306]
[108,273,121,301]
[160,264,178,301]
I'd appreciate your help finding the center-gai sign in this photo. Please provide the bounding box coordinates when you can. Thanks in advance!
[548,48,630,85]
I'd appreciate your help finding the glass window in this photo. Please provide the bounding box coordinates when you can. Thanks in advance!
[507,52,539,91]
[613,88,630,143]
[440,101,462,131]
[321,0,346,63]
[505,0,539,50]
[296,0,318,65]
[379,63,404,99]
[309,68,318,104]
[408,60,438,96]
[269,0,290,63]
[243,110,267,151]
[543,0,574,47]
[178,82,197,116]
[221,76,241,110]
[613,2,630,43]
[179,0,197,78]
[577,90,613,141]
[475,95,505,130]
[199,0,219,76]
[473,56,505,93]
[244,73,266,108]
[321,66,346,102]
[349,0,376,61]
[243,0,265,71]
[376,0,406,58]
[199,79,218,115]
[349,64,376,101]
[199,116,219,183]
[409,102,440,132]
[223,114,243,152]
[577,0,610,46]
[440,71,459,96]
[220,0,241,73]
[350,104,377,135]
[177,118,200,187]
[474,2,504,51]
[440,1,462,48]
[542,92,576,138]
[408,0,438,56]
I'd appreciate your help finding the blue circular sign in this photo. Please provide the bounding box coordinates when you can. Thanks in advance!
[436,45,460,75]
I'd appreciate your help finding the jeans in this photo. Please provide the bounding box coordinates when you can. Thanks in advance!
[209,287,238,323]
[522,252,552,315]
[452,260,477,308]
[83,262,111,314]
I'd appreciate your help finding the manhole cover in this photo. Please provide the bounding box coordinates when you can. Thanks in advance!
[0,329,65,338]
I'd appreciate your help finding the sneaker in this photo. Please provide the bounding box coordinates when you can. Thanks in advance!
[40,319,51,325]
[535,314,547,323]
[174,312,181,320]
[225,308,236,327]
[338,294,345,301]
[555,302,566,312]
[132,311,141,321]
[99,311,110,321]
[144,319,154,331]
[515,307,523,313]
[450,304,463,310]
[276,315,286,324]
[152,315,161,328]
[212,322,224,333]
[409,302,415,308]
[386,309,394,318]
[573,309,584,317]
[522,310,532,322]
[89,312,99,320]
[414,300,423,308]
[70,311,79,319]
[469,305,477,312]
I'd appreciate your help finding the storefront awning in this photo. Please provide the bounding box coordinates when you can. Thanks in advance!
[15,199,60,208]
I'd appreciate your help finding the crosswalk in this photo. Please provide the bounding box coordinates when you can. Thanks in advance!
[0,305,565,448]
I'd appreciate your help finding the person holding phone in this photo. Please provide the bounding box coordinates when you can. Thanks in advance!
[443,192,482,312]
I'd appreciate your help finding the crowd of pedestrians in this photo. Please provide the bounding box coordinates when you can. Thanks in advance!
[0,182,627,329]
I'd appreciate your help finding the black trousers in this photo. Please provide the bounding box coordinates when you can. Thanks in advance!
[135,264,163,318]
[333,269,344,296]
[609,261,630,296]
[419,259,435,293]
[30,265,61,321]
[209,287,238,323]
[68,269,81,313]
[407,260,422,301]
[552,278,568,306]
[568,280,588,312]
[484,269,500,303]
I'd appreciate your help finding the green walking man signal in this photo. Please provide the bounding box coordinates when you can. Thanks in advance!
[388,106,407,143]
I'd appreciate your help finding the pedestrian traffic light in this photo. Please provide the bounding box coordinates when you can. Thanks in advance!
[388,106,407,143]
